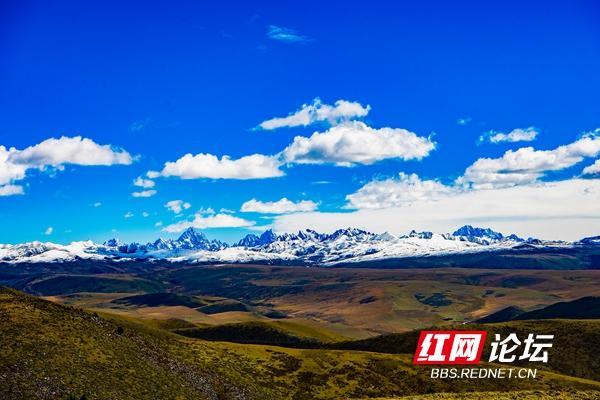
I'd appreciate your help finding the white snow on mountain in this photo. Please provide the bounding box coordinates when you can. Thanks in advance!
[0,225,591,265]
[0,241,106,263]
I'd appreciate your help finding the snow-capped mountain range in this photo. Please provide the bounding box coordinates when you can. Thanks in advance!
[0,225,598,265]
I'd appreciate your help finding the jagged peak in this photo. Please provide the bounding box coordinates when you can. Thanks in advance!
[177,227,207,241]
[104,238,121,247]
[453,225,503,240]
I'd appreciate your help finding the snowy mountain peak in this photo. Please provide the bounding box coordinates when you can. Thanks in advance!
[176,227,227,251]
[374,232,398,242]
[1,225,591,265]
[453,225,503,240]
[405,230,433,239]
[236,229,277,247]
[103,238,121,247]
[452,225,525,245]
[177,227,207,243]
[329,227,372,240]
[576,236,600,246]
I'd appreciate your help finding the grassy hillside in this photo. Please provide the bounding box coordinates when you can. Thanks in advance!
[513,297,600,320]
[112,292,206,308]
[369,390,600,399]
[477,297,600,323]
[9,265,600,335]
[0,287,259,400]
[476,306,525,323]
[2,286,600,400]
[332,320,600,381]
[173,321,323,347]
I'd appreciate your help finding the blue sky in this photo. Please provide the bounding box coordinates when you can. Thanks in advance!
[1,0,599,244]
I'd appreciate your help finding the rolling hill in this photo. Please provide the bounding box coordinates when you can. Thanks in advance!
[477,297,600,323]
[2,286,600,399]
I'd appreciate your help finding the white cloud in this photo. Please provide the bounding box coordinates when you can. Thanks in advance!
[44,226,53,235]
[146,170,161,179]
[142,211,150,218]
[133,176,155,188]
[258,99,370,130]
[163,213,255,233]
[457,117,472,126]
[132,190,156,198]
[241,197,318,214]
[10,136,133,167]
[0,184,24,196]
[93,202,102,207]
[124,211,134,218]
[583,159,600,175]
[480,127,539,144]
[0,146,27,186]
[0,136,133,195]
[458,132,600,189]
[246,224,274,231]
[267,25,310,43]
[273,179,600,241]
[198,207,216,215]
[155,221,163,227]
[158,153,284,180]
[165,200,191,214]
[281,121,436,166]
[151,105,432,182]
[346,173,456,209]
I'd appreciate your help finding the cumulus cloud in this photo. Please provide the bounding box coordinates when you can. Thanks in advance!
[124,212,134,218]
[132,190,156,198]
[583,159,600,175]
[458,132,600,189]
[44,227,53,235]
[93,202,102,207]
[158,153,284,180]
[281,121,436,166]
[165,200,191,214]
[258,99,370,130]
[0,136,133,195]
[0,146,27,186]
[163,213,255,233]
[480,127,539,144]
[267,25,310,43]
[133,176,155,188]
[0,184,24,196]
[273,178,600,241]
[10,136,133,167]
[151,105,434,181]
[241,197,318,214]
[457,117,472,126]
[146,170,161,179]
[346,173,456,209]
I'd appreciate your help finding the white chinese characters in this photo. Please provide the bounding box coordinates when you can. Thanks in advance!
[489,333,553,363]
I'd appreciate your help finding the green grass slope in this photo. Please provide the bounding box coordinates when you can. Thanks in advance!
[112,292,206,308]
[0,287,254,400]
[476,297,600,323]
[332,319,600,382]
[2,287,600,400]
[514,297,600,320]
[370,390,600,399]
